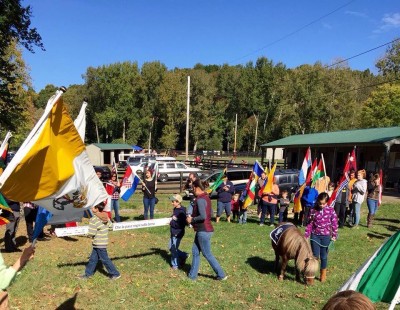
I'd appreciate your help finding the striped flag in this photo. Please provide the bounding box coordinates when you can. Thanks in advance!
[242,161,264,208]
[0,193,14,225]
[120,165,140,201]
[339,230,400,308]
[206,168,227,194]
[311,159,325,186]
[328,153,351,207]
[299,147,311,186]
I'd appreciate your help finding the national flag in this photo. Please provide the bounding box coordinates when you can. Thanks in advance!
[349,148,357,172]
[299,147,311,186]
[120,165,140,201]
[206,168,227,194]
[339,230,400,308]
[293,183,306,213]
[0,193,14,225]
[378,169,383,207]
[0,89,108,225]
[263,162,277,194]
[242,161,264,208]
[0,131,12,174]
[311,159,326,186]
[327,153,351,207]
[305,159,317,186]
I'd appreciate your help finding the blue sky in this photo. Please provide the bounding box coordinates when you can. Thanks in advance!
[23,0,400,91]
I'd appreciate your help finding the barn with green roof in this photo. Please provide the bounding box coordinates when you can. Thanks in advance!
[261,127,400,188]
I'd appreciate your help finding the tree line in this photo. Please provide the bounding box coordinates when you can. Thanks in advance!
[1,1,399,150]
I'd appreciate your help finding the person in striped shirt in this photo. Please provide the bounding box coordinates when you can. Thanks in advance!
[79,202,120,280]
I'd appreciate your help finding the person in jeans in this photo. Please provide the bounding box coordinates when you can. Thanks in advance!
[305,192,338,282]
[169,194,189,270]
[109,174,121,222]
[366,173,381,228]
[186,179,227,281]
[79,202,120,280]
[142,169,157,220]
[351,169,367,228]
[216,176,234,223]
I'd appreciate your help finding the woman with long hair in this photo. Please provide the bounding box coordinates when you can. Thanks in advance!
[142,169,157,220]
[366,173,381,228]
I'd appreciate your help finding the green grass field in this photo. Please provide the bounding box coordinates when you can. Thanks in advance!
[1,197,398,310]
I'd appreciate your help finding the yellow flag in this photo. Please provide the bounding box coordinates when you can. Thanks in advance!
[263,162,277,193]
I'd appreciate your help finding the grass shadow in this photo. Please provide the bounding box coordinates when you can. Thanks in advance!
[367,232,392,239]
[374,218,400,224]
[246,256,275,274]
[61,236,79,242]
[150,247,170,265]
[15,236,28,247]
[56,292,77,310]
[57,250,159,267]
[118,216,131,222]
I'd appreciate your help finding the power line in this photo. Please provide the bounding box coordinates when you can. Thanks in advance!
[229,0,355,64]
[324,38,400,69]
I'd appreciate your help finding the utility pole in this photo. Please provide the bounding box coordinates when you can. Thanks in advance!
[234,114,237,155]
[148,117,154,154]
[185,76,190,160]
[253,113,258,152]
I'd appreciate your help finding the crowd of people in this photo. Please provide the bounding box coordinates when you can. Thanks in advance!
[0,166,383,308]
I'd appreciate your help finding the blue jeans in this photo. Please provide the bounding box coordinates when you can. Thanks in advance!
[239,210,247,224]
[111,199,121,222]
[354,202,361,225]
[85,247,120,277]
[367,198,378,215]
[169,236,188,268]
[310,234,331,269]
[260,201,276,225]
[188,231,225,280]
[217,201,231,217]
[143,197,156,219]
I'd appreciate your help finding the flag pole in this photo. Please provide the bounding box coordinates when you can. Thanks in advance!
[321,153,328,192]
[185,76,190,160]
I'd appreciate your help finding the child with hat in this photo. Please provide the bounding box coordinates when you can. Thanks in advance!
[169,194,189,270]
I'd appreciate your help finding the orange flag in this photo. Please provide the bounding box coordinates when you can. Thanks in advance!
[263,162,277,193]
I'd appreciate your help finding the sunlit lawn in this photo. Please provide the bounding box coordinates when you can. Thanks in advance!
[1,195,398,309]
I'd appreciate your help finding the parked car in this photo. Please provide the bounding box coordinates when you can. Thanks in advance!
[273,169,300,201]
[157,162,204,182]
[93,165,112,182]
[200,168,252,199]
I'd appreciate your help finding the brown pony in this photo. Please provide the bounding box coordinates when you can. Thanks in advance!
[271,223,318,285]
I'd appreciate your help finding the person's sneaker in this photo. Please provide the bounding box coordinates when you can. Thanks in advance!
[217,275,228,281]
[171,266,178,271]
[269,224,275,227]
[77,275,90,280]
[259,223,264,226]
[109,275,121,280]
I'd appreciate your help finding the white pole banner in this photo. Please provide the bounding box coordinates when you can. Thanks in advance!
[55,226,89,237]
[112,218,171,231]
[54,218,171,237]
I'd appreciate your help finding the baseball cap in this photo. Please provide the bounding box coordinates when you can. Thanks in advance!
[169,194,182,203]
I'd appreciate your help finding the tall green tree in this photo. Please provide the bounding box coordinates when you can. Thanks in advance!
[0,0,44,115]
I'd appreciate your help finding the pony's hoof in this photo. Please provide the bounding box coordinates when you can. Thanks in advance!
[278,275,284,281]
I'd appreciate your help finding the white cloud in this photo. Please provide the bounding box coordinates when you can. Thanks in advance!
[374,12,400,33]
